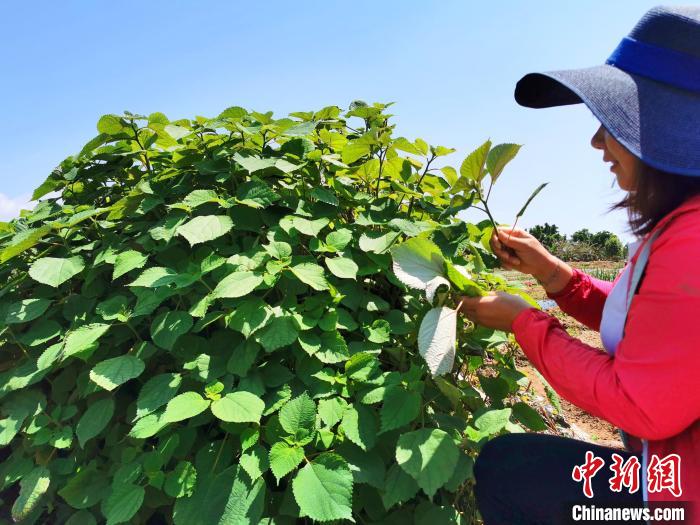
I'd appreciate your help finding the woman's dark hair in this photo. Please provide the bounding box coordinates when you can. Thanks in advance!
[608,163,700,237]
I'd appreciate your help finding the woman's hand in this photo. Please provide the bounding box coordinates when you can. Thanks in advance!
[491,227,558,278]
[458,291,533,332]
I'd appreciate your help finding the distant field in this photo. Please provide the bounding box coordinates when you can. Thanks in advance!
[496,260,626,301]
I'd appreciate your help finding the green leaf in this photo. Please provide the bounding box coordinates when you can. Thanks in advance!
[103,483,145,525]
[516,182,549,218]
[225,297,272,337]
[240,444,269,480]
[128,267,195,289]
[310,187,339,206]
[62,323,111,359]
[76,397,114,447]
[237,178,280,207]
[97,114,126,134]
[290,263,329,291]
[96,295,130,321]
[150,310,193,350]
[325,229,353,251]
[292,453,353,522]
[212,271,264,298]
[5,298,52,325]
[218,465,266,525]
[11,466,50,521]
[174,464,265,525]
[317,397,348,428]
[112,250,148,280]
[474,407,512,434]
[28,256,84,287]
[18,319,61,346]
[182,189,223,209]
[164,461,197,498]
[396,428,459,498]
[358,231,400,254]
[49,427,73,449]
[233,153,277,173]
[339,442,385,489]
[315,331,350,364]
[486,143,521,183]
[363,319,390,344]
[458,139,491,183]
[325,256,358,280]
[90,355,145,391]
[339,404,377,451]
[283,216,330,237]
[129,412,168,439]
[135,373,182,421]
[0,225,51,264]
[390,237,445,291]
[512,402,547,431]
[177,215,233,246]
[342,140,372,164]
[279,392,316,443]
[382,463,420,510]
[380,387,420,433]
[162,392,211,423]
[255,316,299,352]
[58,464,108,509]
[211,392,265,423]
[269,442,305,482]
[418,306,457,376]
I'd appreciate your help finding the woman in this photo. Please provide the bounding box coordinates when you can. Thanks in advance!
[459,6,700,524]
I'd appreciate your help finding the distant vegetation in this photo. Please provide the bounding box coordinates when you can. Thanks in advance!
[527,223,626,262]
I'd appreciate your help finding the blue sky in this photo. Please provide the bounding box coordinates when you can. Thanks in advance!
[0,1,664,244]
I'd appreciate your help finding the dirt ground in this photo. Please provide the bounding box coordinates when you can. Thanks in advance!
[498,260,626,448]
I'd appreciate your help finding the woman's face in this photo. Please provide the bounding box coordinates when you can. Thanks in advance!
[590,123,641,191]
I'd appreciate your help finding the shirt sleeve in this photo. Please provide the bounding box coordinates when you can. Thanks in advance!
[512,222,700,441]
[545,267,615,331]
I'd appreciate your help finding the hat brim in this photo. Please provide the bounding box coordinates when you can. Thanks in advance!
[514,64,700,177]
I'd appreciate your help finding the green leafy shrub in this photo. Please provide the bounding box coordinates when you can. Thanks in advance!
[0,102,544,524]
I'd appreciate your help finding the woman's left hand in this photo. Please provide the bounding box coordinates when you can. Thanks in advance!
[458,291,534,332]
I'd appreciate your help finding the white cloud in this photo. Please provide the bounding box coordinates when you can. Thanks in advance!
[0,193,33,221]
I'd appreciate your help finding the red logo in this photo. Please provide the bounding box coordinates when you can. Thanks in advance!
[647,453,682,497]
[572,452,682,498]
[572,451,606,498]
[609,453,641,494]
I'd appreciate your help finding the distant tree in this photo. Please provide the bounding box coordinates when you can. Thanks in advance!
[571,228,593,244]
[591,230,616,247]
[528,222,566,251]
[602,236,624,260]
[552,228,625,261]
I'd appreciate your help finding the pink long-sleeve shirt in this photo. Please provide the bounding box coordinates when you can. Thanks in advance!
[511,193,700,517]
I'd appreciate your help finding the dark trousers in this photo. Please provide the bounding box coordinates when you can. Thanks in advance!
[474,433,644,524]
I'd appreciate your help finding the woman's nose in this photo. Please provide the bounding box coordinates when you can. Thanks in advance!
[590,124,605,150]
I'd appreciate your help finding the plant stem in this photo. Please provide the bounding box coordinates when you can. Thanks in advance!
[406,154,436,215]
[506,216,520,243]
[373,147,387,197]
[7,326,29,358]
[130,122,153,174]
[211,433,228,473]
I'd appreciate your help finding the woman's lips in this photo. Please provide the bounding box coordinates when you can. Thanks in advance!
[610,161,619,171]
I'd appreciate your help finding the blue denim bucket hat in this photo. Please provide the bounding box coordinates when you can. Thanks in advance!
[515,5,700,177]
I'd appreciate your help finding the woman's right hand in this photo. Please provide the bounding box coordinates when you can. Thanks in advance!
[490,226,558,279]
